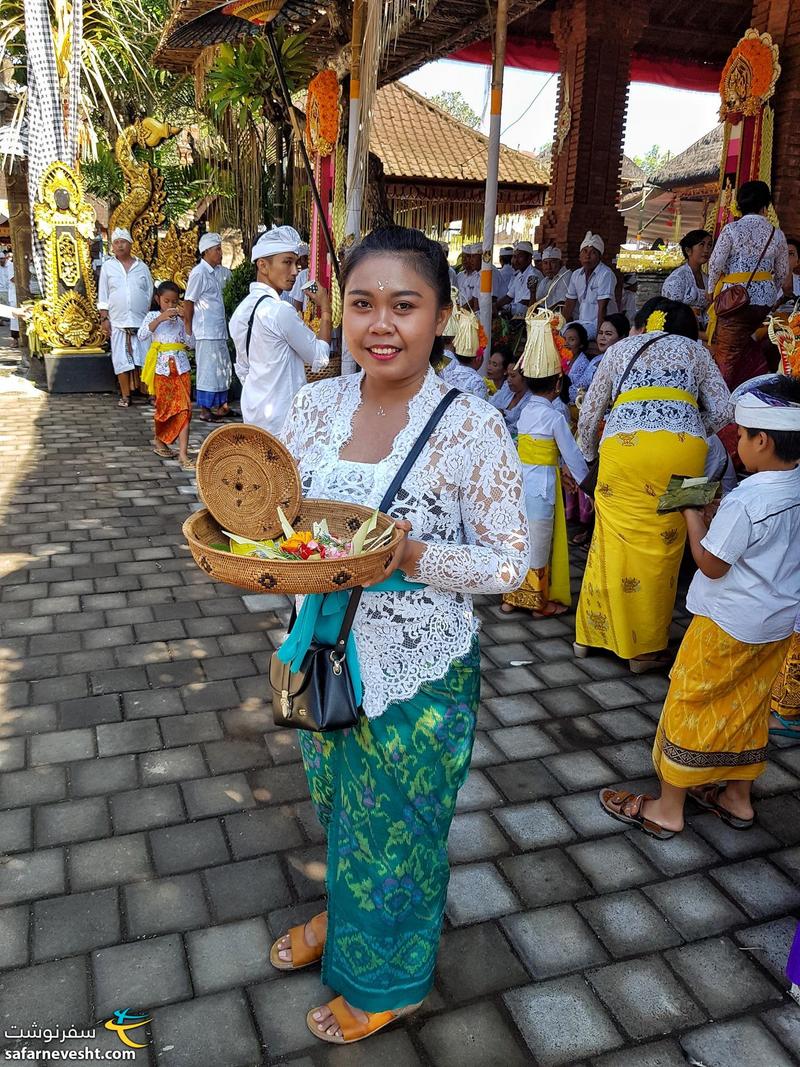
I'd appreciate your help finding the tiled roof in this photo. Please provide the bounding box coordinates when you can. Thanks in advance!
[372,82,549,187]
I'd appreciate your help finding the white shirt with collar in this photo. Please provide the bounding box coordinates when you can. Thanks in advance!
[517,394,589,506]
[97,257,154,327]
[440,359,489,400]
[457,267,503,306]
[287,268,309,308]
[496,262,514,297]
[686,464,800,643]
[507,265,543,316]
[229,282,330,434]
[535,268,572,309]
[184,260,228,340]
[565,262,617,339]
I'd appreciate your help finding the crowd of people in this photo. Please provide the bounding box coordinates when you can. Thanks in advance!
[72,182,800,1045]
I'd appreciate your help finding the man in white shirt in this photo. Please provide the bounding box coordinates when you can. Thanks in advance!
[230,226,331,434]
[98,227,154,406]
[497,241,543,318]
[534,247,572,309]
[563,231,617,340]
[184,232,231,421]
[457,243,503,310]
[496,245,514,298]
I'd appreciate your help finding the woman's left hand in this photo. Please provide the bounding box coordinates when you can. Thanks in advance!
[363,519,425,586]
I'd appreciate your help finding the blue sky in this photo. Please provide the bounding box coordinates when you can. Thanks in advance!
[402,60,721,160]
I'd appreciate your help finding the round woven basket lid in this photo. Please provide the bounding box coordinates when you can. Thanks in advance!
[196,425,302,539]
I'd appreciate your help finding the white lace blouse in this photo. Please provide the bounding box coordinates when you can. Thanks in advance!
[662,262,708,326]
[577,332,733,459]
[706,215,789,308]
[280,368,530,718]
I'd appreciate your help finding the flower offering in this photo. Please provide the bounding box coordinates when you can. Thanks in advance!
[224,508,396,562]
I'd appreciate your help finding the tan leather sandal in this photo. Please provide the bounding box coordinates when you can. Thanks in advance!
[269,911,327,971]
[306,996,421,1045]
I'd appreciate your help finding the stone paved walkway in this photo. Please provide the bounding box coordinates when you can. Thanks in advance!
[0,339,799,1066]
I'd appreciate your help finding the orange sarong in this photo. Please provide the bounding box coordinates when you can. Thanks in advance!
[154,360,191,444]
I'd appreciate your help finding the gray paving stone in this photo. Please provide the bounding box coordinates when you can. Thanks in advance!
[485,759,562,802]
[773,845,800,880]
[761,1003,800,1058]
[32,887,120,960]
[680,1018,796,1067]
[754,794,800,845]
[691,811,780,858]
[125,873,210,937]
[543,751,618,790]
[578,890,682,957]
[733,917,798,983]
[592,708,656,740]
[139,744,206,785]
[92,933,192,1017]
[751,761,800,796]
[161,711,223,747]
[123,688,185,719]
[204,855,291,920]
[628,825,721,876]
[0,905,28,969]
[110,783,185,833]
[285,845,328,902]
[0,765,66,808]
[181,773,255,818]
[587,955,705,1040]
[533,660,593,688]
[543,715,611,750]
[0,702,57,738]
[0,957,90,1034]
[666,936,782,1017]
[597,739,656,778]
[446,862,520,925]
[711,858,800,919]
[447,811,508,862]
[644,874,746,939]
[68,753,138,797]
[567,836,659,892]
[150,817,229,875]
[554,791,630,838]
[0,808,32,853]
[96,718,162,757]
[249,968,329,1056]
[485,666,543,695]
[499,849,592,907]
[224,807,303,859]
[0,736,27,772]
[69,832,152,890]
[203,739,271,774]
[484,641,536,668]
[504,976,623,1065]
[502,904,608,977]
[418,1001,530,1067]
[147,659,205,688]
[30,727,95,765]
[316,1030,422,1067]
[592,1039,692,1067]
[483,693,549,725]
[493,800,577,850]
[181,680,239,714]
[35,796,110,846]
[581,679,643,708]
[454,769,504,811]
[186,917,271,993]
[436,921,528,1001]
[0,847,65,905]
[58,692,122,729]
[150,989,262,1067]
[488,724,559,760]
[262,727,303,765]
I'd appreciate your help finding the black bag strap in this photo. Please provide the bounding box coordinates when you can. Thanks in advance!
[611,334,662,406]
[744,225,776,291]
[332,388,461,653]
[246,294,274,359]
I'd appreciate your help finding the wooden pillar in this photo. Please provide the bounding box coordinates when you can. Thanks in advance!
[752,0,800,236]
[538,0,646,263]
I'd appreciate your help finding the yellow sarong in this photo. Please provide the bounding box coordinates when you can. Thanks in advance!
[504,436,570,611]
[771,631,800,721]
[654,615,790,787]
[141,341,187,396]
[706,270,772,343]
[576,393,707,658]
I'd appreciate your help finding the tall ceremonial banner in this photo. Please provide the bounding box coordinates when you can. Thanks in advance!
[711,29,781,236]
[305,70,339,296]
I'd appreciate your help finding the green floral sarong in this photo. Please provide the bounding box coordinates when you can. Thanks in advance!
[298,641,480,1012]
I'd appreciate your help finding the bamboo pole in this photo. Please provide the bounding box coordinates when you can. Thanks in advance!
[345,0,365,242]
[479,0,509,352]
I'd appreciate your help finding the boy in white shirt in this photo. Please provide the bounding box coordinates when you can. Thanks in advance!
[600,374,800,838]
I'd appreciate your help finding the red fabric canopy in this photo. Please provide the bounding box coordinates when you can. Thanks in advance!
[450,37,721,93]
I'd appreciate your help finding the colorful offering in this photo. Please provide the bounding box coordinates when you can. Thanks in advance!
[224,508,396,562]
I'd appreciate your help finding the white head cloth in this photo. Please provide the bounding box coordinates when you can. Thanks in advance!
[533,249,542,261]
[515,241,534,255]
[199,232,222,253]
[580,231,605,253]
[542,247,562,261]
[111,228,133,244]
[297,242,310,257]
[733,375,800,430]
[499,245,514,256]
[463,242,482,255]
[251,225,302,262]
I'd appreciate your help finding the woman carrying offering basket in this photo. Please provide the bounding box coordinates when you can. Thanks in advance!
[271,226,529,1044]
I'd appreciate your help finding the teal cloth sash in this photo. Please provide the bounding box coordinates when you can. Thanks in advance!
[276,575,423,706]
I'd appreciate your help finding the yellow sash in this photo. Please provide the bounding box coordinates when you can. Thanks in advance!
[141,341,187,395]
[613,386,698,409]
[517,435,571,607]
[707,270,772,342]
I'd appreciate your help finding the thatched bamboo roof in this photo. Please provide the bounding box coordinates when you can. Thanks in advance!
[650,126,724,190]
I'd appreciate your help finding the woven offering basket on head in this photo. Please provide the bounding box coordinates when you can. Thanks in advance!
[184,425,402,594]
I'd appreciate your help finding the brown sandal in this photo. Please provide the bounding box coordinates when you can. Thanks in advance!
[689,784,754,830]
[598,788,677,839]
[269,912,327,971]
[306,996,421,1045]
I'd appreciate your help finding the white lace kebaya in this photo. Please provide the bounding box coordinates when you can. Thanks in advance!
[577,332,733,459]
[280,367,530,718]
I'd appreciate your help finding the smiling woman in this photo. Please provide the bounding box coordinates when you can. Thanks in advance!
[271,225,530,1046]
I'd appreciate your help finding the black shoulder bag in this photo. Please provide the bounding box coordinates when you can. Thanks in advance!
[268,388,461,731]
[581,334,662,497]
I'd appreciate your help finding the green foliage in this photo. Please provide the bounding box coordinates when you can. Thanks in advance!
[223,259,257,320]
[206,31,313,127]
[633,144,673,176]
[81,141,125,201]
[426,90,480,129]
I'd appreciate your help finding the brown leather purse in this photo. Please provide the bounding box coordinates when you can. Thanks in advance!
[713,226,775,318]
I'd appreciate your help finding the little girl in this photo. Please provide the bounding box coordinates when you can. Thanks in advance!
[139,281,195,470]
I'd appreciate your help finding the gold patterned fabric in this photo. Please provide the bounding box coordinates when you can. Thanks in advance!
[504,566,548,611]
[654,615,791,787]
[771,630,800,721]
[576,430,707,659]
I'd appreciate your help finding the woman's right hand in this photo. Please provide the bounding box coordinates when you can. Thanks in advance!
[307,284,330,313]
